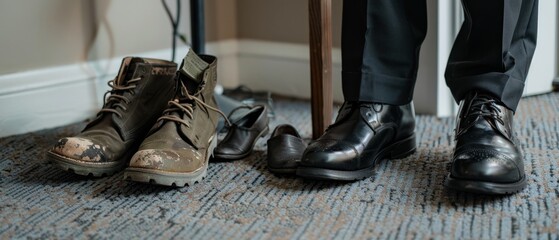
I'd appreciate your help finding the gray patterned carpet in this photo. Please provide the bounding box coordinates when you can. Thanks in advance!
[1,93,559,239]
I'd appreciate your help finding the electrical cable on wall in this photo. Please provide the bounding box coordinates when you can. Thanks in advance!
[162,0,189,62]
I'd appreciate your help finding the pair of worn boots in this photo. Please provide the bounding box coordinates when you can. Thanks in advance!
[47,50,222,187]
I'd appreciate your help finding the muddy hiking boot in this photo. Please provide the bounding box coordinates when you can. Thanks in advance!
[124,49,228,187]
[47,58,177,176]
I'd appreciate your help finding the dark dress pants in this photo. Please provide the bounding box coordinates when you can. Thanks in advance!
[341,0,538,111]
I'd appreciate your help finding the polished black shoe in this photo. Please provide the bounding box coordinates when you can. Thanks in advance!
[297,101,417,181]
[267,124,307,174]
[213,105,269,161]
[445,92,526,195]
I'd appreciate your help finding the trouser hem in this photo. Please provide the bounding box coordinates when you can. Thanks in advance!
[342,71,415,105]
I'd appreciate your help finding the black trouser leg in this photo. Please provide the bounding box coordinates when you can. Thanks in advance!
[445,0,538,111]
[341,0,427,105]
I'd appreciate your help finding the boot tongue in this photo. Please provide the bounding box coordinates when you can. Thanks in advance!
[84,57,146,139]
[178,49,209,94]
[115,57,146,86]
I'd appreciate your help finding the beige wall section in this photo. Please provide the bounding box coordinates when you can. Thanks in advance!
[235,0,342,46]
[0,0,190,75]
[88,0,190,61]
[0,0,337,76]
[205,0,238,41]
[0,0,90,75]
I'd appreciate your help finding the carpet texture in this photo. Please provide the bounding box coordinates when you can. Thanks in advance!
[1,93,559,239]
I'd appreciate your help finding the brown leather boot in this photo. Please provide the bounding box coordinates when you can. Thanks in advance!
[124,49,226,187]
[47,58,177,176]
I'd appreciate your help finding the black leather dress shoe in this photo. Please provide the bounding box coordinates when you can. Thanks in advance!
[297,101,417,181]
[213,105,269,161]
[267,124,307,174]
[445,92,526,194]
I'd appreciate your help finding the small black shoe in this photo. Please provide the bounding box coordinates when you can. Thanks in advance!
[213,105,269,161]
[267,124,307,174]
[445,92,526,195]
[297,101,417,181]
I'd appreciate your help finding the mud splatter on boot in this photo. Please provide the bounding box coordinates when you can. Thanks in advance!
[124,49,226,187]
[47,57,177,176]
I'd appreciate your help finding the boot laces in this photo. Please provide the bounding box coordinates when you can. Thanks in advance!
[99,77,142,118]
[157,80,231,128]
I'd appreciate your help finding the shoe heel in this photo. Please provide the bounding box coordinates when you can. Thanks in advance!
[389,134,416,159]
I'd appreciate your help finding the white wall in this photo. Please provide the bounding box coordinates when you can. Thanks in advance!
[524,0,558,96]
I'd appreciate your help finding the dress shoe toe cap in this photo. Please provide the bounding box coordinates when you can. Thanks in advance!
[300,139,359,170]
[450,149,523,183]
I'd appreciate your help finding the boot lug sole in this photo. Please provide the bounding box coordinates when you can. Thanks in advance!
[124,134,217,187]
[123,167,207,187]
[46,151,125,177]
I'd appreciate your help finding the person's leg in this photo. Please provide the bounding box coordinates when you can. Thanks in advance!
[342,0,427,105]
[445,0,538,194]
[445,0,538,111]
[297,0,427,181]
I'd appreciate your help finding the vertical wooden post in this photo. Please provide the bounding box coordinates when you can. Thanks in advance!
[308,0,333,139]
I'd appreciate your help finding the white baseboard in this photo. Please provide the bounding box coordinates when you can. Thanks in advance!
[233,40,344,103]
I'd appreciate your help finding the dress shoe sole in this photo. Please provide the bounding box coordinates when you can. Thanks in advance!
[268,167,297,175]
[296,134,416,181]
[444,175,527,195]
[123,135,216,187]
[212,126,269,161]
[47,151,125,177]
